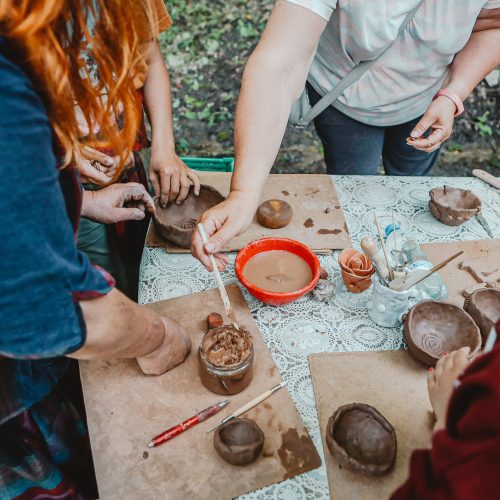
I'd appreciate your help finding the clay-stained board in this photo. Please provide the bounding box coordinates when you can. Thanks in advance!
[422,239,500,307]
[146,172,351,253]
[80,285,321,500]
[309,351,433,500]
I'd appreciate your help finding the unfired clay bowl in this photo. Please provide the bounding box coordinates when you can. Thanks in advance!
[464,288,500,344]
[428,186,481,226]
[153,185,224,248]
[326,403,397,476]
[403,300,481,366]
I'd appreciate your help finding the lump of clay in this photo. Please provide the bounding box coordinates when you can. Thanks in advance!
[256,199,293,229]
[201,326,253,367]
[429,186,481,226]
[326,403,396,476]
[153,185,224,248]
[403,300,481,366]
[207,312,224,330]
[464,288,500,343]
[338,248,374,293]
[214,418,264,466]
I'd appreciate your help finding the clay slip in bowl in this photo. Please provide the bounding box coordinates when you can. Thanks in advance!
[235,237,320,306]
[429,186,481,226]
[152,185,224,248]
[403,300,481,366]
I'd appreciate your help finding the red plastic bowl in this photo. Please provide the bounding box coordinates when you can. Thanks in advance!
[235,238,320,306]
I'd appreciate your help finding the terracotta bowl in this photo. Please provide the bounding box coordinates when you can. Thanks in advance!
[464,288,500,344]
[235,237,320,306]
[152,185,224,248]
[429,186,481,226]
[403,300,481,366]
[338,248,374,293]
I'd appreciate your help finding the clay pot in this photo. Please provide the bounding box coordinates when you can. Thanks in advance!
[256,199,293,229]
[152,185,224,248]
[338,248,374,293]
[464,288,500,344]
[214,418,264,465]
[403,300,481,366]
[429,186,481,226]
[326,403,397,476]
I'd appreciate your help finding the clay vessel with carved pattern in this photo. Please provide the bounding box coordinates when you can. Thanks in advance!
[403,300,481,366]
[153,185,225,248]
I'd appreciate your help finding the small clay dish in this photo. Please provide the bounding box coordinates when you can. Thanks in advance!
[214,418,264,466]
[403,300,481,366]
[429,186,481,226]
[152,185,224,248]
[326,403,396,476]
[256,199,293,229]
[464,288,500,344]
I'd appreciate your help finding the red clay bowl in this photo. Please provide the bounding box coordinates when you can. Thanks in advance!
[235,238,320,306]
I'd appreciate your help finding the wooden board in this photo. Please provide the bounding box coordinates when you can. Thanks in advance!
[146,172,351,253]
[422,239,500,307]
[80,285,321,500]
[309,351,433,500]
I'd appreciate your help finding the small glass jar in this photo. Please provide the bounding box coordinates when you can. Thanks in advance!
[198,337,254,395]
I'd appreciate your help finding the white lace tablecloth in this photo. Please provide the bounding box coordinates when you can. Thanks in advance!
[139,175,500,499]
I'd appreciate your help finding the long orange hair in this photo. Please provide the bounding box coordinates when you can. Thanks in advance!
[0,0,154,173]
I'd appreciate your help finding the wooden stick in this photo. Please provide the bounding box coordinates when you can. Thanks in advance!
[198,224,239,329]
[399,250,464,291]
[374,215,394,281]
[207,381,287,433]
[472,169,500,190]
[392,212,398,252]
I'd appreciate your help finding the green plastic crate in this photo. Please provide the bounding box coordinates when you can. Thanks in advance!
[181,157,234,172]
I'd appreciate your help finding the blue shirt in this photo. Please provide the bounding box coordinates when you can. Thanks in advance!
[0,39,113,424]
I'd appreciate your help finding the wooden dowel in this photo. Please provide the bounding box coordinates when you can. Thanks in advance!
[374,215,394,281]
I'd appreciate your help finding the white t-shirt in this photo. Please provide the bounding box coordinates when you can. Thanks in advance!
[286,0,500,126]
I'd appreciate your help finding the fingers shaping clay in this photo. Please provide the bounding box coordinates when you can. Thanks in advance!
[326,403,397,476]
[428,185,481,226]
[214,418,264,466]
[403,300,481,366]
[256,199,293,229]
[153,185,224,248]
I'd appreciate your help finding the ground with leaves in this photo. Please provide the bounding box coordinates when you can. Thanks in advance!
[160,0,499,176]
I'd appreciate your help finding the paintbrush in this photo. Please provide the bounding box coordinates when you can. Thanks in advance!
[207,381,287,433]
[374,215,394,281]
[398,250,464,291]
[198,223,239,329]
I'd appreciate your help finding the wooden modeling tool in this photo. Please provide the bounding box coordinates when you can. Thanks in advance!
[198,223,239,329]
[398,250,464,291]
[207,381,287,433]
[374,215,394,281]
[472,169,500,191]
[360,237,390,281]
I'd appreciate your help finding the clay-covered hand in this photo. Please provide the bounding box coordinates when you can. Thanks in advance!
[78,147,133,184]
[81,183,155,224]
[137,316,192,375]
[406,96,457,153]
[427,346,470,431]
[149,150,200,206]
[191,191,259,272]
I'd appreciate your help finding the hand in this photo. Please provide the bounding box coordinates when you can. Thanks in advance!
[407,96,457,153]
[137,316,192,375]
[427,347,470,431]
[149,150,200,206]
[78,147,133,184]
[191,191,259,271]
[82,183,155,224]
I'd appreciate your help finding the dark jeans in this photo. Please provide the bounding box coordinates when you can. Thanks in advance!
[307,84,440,175]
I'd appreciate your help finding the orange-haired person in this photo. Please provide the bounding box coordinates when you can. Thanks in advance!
[0,1,190,498]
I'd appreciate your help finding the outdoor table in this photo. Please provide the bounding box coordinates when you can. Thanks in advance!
[139,175,500,499]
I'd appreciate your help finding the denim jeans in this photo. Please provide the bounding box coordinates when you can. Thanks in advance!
[307,84,440,176]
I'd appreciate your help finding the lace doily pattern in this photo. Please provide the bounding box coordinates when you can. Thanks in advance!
[139,175,499,499]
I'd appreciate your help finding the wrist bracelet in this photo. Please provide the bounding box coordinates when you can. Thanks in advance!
[433,89,464,117]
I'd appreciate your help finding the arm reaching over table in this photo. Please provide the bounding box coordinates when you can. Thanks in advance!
[191,1,328,271]
[409,7,500,153]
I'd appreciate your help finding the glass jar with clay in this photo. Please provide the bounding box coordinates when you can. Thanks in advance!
[198,326,254,395]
